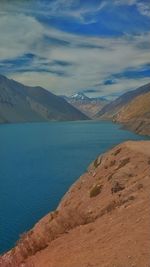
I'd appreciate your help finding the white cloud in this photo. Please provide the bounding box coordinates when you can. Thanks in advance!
[137,2,150,17]
[0,11,150,98]
[0,0,106,25]
[0,14,43,59]
[114,0,150,17]
[114,0,137,5]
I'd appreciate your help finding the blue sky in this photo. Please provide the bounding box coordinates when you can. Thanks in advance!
[0,0,150,98]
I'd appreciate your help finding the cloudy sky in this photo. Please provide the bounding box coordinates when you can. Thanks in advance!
[0,0,150,98]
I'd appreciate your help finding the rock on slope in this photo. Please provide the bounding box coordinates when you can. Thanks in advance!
[114,91,150,136]
[0,74,88,123]
[1,141,150,267]
[64,93,109,118]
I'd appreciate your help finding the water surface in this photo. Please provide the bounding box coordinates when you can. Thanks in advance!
[0,121,148,253]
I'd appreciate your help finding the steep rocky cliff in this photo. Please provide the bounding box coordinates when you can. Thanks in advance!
[1,141,150,267]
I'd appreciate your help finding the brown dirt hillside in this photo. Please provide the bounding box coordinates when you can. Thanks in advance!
[1,141,150,267]
[115,91,150,122]
[114,91,150,136]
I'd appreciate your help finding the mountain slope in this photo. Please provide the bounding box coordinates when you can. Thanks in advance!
[1,141,150,267]
[96,83,150,119]
[0,74,88,123]
[114,91,150,135]
[64,93,109,118]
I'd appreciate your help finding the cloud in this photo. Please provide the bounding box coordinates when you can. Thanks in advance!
[43,35,71,47]
[114,0,138,6]
[0,53,73,77]
[103,79,118,85]
[0,0,106,25]
[8,28,150,97]
[137,2,150,17]
[82,88,100,94]
[0,53,35,73]
[1,0,150,37]
[115,0,150,17]
[0,14,43,60]
[77,43,106,49]
[52,60,74,67]
[37,0,107,25]
[0,1,150,98]
[112,64,150,79]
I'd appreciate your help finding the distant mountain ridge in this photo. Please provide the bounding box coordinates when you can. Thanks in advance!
[0,74,89,123]
[95,82,150,136]
[63,92,109,118]
[114,91,150,135]
[96,83,150,119]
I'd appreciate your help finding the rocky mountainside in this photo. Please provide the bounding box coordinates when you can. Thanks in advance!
[64,92,109,118]
[96,83,150,119]
[95,83,150,136]
[1,140,150,267]
[0,74,88,123]
[114,91,150,135]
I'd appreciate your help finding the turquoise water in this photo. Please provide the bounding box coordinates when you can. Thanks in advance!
[0,121,148,253]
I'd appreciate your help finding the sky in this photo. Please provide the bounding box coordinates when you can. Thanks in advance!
[0,0,150,99]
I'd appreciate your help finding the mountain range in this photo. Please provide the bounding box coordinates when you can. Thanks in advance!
[63,92,109,118]
[114,91,150,135]
[0,73,149,135]
[95,83,150,136]
[0,74,88,123]
[96,83,150,119]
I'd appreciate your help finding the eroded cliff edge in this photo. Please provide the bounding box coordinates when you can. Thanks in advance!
[1,141,150,267]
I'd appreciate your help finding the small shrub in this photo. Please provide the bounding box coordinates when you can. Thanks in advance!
[128,195,135,201]
[106,201,116,213]
[93,156,102,168]
[90,184,103,198]
[111,182,125,194]
[114,148,122,156]
[128,173,133,178]
[137,183,143,190]
[107,173,113,181]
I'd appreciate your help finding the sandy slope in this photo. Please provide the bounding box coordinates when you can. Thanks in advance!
[114,92,150,136]
[1,141,150,267]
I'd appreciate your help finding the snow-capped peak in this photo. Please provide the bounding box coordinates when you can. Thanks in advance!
[70,92,89,100]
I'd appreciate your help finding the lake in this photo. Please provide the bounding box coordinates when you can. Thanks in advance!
[0,120,148,253]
